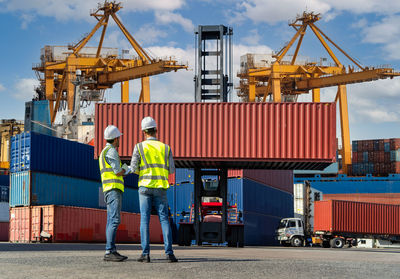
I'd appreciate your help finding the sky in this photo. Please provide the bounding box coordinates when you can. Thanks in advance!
[0,0,399,143]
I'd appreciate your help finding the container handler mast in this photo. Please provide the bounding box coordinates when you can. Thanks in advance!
[33,1,187,136]
[237,12,400,175]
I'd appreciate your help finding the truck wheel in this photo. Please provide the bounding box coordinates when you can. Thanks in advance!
[330,237,344,248]
[322,241,330,248]
[291,236,303,247]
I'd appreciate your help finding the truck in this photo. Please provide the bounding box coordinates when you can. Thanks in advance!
[277,181,400,248]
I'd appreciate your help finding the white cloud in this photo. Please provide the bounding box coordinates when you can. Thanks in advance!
[232,0,400,24]
[13,78,39,100]
[155,11,194,33]
[2,0,186,22]
[134,25,168,45]
[0,83,5,91]
[359,15,400,60]
[242,29,261,45]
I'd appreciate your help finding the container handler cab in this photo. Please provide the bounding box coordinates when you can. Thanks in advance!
[177,168,244,247]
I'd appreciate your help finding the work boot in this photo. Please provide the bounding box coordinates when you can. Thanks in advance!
[104,251,128,262]
[137,254,150,263]
[166,254,178,263]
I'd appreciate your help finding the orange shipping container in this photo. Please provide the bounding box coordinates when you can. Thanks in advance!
[323,193,400,205]
[314,200,400,235]
[10,206,163,243]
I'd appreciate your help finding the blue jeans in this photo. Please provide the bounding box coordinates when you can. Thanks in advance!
[104,189,123,252]
[139,187,173,255]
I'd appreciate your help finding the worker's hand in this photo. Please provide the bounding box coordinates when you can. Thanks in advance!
[122,163,131,175]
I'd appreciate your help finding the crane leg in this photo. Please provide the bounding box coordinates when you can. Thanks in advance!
[271,73,281,102]
[312,88,320,102]
[139,77,150,103]
[249,76,256,102]
[121,81,129,103]
[45,70,55,120]
[338,85,351,175]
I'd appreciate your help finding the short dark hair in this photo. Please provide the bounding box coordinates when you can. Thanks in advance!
[106,139,115,144]
[144,128,157,135]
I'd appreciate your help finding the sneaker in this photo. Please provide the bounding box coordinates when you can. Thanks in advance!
[137,254,150,263]
[166,254,178,263]
[104,251,128,262]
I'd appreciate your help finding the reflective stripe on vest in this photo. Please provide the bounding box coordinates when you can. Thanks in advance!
[99,146,124,192]
[137,141,170,189]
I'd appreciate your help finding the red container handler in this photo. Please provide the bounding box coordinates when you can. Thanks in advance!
[95,102,337,170]
[314,200,400,235]
[10,205,163,243]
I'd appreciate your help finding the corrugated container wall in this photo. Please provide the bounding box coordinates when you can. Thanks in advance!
[10,171,139,213]
[10,206,163,243]
[0,222,9,241]
[10,132,138,187]
[294,175,400,194]
[314,200,400,235]
[95,103,336,169]
[323,193,400,205]
[0,202,9,222]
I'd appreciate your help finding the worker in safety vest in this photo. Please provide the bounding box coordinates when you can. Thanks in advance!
[99,125,131,262]
[130,116,178,263]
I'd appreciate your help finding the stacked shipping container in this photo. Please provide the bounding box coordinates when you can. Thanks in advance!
[9,205,163,243]
[351,138,400,176]
[8,132,151,243]
[10,132,139,211]
[167,168,294,246]
[0,174,9,241]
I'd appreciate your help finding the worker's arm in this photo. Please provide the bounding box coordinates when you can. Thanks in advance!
[168,148,175,174]
[105,147,129,176]
[130,144,141,174]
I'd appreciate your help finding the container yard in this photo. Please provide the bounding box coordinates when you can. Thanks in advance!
[1,1,400,278]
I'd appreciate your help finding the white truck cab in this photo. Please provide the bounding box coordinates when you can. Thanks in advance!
[276,218,305,247]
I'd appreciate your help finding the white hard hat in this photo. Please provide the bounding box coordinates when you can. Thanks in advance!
[104,125,122,140]
[141,116,157,131]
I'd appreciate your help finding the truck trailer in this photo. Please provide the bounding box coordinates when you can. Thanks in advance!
[277,198,400,248]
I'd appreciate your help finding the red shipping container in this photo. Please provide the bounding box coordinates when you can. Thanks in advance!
[9,207,31,243]
[95,103,336,170]
[392,162,400,174]
[324,193,400,205]
[227,169,293,194]
[385,152,391,164]
[314,200,400,235]
[352,152,358,163]
[390,138,400,150]
[0,222,9,241]
[11,206,163,243]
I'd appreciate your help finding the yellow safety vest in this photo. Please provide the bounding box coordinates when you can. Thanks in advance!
[99,145,124,192]
[137,140,170,189]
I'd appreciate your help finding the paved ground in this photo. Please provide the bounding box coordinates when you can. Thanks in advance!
[1,243,400,279]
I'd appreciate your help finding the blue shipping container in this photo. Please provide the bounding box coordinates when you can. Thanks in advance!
[294,174,400,194]
[10,132,138,187]
[24,100,52,136]
[0,175,9,186]
[352,141,358,152]
[391,150,400,162]
[385,142,391,152]
[0,186,9,202]
[10,171,139,213]
[168,178,293,246]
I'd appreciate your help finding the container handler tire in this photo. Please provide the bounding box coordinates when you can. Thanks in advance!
[291,236,303,247]
[330,237,344,248]
[322,241,331,248]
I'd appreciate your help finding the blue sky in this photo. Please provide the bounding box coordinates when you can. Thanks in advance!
[0,0,399,143]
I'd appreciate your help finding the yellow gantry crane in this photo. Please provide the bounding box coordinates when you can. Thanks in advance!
[237,12,400,175]
[33,1,187,123]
